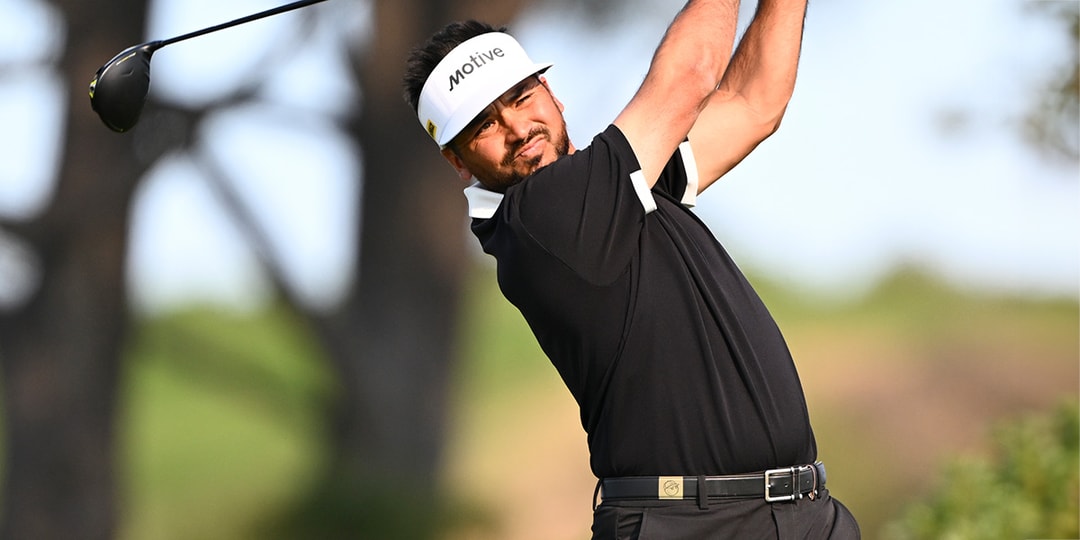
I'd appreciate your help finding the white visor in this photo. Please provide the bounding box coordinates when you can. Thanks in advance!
[417,32,552,147]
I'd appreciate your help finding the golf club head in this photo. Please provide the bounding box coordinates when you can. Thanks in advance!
[89,42,161,133]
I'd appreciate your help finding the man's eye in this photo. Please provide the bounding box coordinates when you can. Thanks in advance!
[516,92,533,106]
[476,120,495,135]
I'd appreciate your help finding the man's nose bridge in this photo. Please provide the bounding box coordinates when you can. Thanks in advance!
[498,104,530,139]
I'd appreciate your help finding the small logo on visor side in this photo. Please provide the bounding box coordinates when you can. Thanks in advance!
[426,120,438,140]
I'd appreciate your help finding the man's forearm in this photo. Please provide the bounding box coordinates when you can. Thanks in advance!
[631,0,742,123]
[718,0,808,122]
[683,0,808,190]
[614,0,741,184]
[651,0,742,92]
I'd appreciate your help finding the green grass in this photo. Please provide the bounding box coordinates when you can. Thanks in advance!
[754,266,1079,340]
[114,266,1079,539]
[118,304,332,540]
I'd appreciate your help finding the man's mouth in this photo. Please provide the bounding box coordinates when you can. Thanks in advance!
[504,128,551,167]
[516,137,545,161]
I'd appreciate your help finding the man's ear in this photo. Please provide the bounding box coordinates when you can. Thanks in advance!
[441,147,473,182]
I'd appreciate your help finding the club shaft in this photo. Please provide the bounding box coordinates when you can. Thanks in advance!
[158,0,328,48]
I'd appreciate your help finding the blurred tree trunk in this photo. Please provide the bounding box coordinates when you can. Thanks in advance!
[336,0,465,507]
[276,1,528,537]
[0,0,151,538]
[345,0,535,495]
[0,0,616,538]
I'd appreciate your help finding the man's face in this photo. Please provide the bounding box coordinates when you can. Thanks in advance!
[442,76,571,192]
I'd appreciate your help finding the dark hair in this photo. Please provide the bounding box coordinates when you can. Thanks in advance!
[402,20,507,113]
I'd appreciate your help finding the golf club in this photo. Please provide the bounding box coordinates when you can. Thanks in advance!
[89,0,329,132]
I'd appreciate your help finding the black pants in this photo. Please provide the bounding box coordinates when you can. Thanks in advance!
[591,489,860,539]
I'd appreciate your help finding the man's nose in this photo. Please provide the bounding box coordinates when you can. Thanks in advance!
[500,108,532,142]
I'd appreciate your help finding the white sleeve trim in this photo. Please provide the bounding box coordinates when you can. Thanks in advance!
[678,141,699,208]
[464,181,503,219]
[629,170,658,214]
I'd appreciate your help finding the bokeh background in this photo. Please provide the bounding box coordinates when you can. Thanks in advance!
[0,0,1076,538]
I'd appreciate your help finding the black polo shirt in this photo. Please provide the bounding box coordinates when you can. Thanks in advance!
[467,124,816,478]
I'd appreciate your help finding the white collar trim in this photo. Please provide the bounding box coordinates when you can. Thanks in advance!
[464,181,503,219]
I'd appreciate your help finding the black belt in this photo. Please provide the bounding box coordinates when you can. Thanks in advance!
[598,462,826,506]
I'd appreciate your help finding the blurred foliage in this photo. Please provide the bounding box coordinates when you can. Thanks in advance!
[1023,0,1079,165]
[884,400,1079,540]
[752,265,1080,341]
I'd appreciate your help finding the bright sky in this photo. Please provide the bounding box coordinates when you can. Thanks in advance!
[0,0,1077,312]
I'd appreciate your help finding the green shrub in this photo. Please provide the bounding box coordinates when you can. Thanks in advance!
[885,400,1079,540]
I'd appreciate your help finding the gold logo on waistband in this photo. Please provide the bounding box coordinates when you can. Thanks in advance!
[658,476,683,499]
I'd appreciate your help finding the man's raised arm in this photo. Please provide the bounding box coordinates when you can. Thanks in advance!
[689,0,809,192]
[613,0,740,187]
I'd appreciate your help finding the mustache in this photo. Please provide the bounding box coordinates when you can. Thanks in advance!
[501,127,551,167]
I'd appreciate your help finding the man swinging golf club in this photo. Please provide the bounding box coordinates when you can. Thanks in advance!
[403,1,860,537]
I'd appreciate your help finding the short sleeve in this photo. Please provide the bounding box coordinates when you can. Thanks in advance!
[652,140,699,208]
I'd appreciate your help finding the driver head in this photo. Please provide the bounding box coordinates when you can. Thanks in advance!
[89,43,158,132]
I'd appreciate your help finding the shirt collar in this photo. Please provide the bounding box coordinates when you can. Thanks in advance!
[463,181,503,219]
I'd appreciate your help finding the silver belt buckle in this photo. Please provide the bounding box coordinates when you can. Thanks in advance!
[764,466,798,502]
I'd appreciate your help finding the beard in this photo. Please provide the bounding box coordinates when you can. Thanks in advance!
[482,121,571,190]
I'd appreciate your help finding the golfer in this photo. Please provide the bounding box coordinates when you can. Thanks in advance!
[404,0,859,537]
